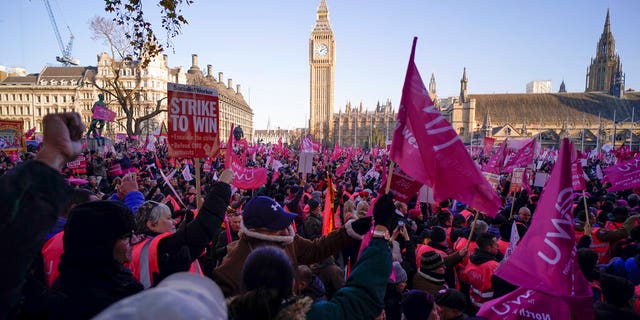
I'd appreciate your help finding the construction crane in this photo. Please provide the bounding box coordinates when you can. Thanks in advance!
[43,0,79,66]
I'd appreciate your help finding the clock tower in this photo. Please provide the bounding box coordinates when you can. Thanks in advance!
[309,0,335,143]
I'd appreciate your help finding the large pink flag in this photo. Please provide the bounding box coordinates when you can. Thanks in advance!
[482,140,507,174]
[482,137,495,155]
[389,37,500,216]
[603,154,640,192]
[481,138,593,319]
[335,153,352,177]
[503,138,536,173]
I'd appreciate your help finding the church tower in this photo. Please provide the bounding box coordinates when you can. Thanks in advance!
[309,0,335,143]
[586,9,624,95]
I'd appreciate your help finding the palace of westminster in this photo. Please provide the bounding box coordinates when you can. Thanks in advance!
[1,1,638,150]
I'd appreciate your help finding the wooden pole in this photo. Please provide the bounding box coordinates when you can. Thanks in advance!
[508,190,516,220]
[582,189,591,237]
[385,160,395,193]
[195,157,202,209]
[465,211,481,250]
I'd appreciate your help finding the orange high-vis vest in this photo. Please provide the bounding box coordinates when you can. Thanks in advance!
[41,231,64,288]
[454,237,478,268]
[461,260,499,309]
[497,239,510,256]
[129,233,203,288]
[445,227,454,249]
[460,210,474,227]
[590,227,612,264]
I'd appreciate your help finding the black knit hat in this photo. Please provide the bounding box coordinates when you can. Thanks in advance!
[402,290,435,320]
[63,200,134,264]
[435,288,467,311]
[420,251,444,272]
[241,246,294,300]
[430,226,447,244]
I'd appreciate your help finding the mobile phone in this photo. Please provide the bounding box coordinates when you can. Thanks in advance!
[397,220,405,227]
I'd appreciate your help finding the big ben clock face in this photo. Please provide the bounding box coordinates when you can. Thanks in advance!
[315,44,328,57]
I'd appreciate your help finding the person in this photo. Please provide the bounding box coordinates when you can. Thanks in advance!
[213,210,242,265]
[401,289,440,320]
[295,264,327,302]
[227,192,396,319]
[128,169,233,288]
[93,272,227,320]
[515,207,531,230]
[0,112,83,318]
[213,195,372,297]
[435,288,469,320]
[54,200,142,319]
[595,273,640,320]
[304,198,323,240]
[384,261,409,320]
[460,232,501,311]
[413,251,447,295]
[311,256,345,300]
[86,93,107,146]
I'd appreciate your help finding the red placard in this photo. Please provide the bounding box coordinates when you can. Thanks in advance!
[167,83,219,158]
[66,155,87,174]
[510,168,525,193]
[0,120,26,152]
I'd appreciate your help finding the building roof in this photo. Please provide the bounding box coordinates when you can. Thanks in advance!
[1,75,38,84]
[471,91,640,126]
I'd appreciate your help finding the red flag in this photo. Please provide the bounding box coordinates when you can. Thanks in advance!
[482,140,507,174]
[482,137,495,155]
[503,139,537,173]
[321,178,335,235]
[155,154,163,170]
[480,138,593,319]
[389,37,500,216]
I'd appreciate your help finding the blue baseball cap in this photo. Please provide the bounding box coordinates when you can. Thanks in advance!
[242,196,297,231]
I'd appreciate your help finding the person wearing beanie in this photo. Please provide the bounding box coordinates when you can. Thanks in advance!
[228,192,396,320]
[214,193,374,297]
[577,210,640,264]
[55,200,143,319]
[401,290,439,320]
[304,198,323,240]
[413,251,447,295]
[128,169,233,288]
[416,226,468,289]
[435,288,469,320]
[385,261,409,320]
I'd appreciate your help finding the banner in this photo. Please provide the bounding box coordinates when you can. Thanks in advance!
[66,155,87,175]
[603,154,640,192]
[533,172,549,187]
[231,161,268,190]
[378,167,423,203]
[0,120,26,152]
[509,168,526,193]
[389,37,500,216]
[167,83,220,158]
[92,105,117,121]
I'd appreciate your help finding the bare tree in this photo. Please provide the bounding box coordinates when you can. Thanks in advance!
[89,16,165,137]
[104,0,193,68]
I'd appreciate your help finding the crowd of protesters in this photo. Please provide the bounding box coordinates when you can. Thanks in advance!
[1,112,640,319]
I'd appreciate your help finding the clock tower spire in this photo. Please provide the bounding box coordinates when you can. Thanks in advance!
[309,0,335,144]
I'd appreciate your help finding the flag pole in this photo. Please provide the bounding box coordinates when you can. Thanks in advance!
[582,189,591,237]
[508,190,516,220]
[385,160,395,193]
[195,157,202,209]
[465,211,481,250]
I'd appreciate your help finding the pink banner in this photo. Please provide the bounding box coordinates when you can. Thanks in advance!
[483,137,495,155]
[389,38,500,216]
[493,138,594,318]
[503,139,536,173]
[231,161,267,190]
[92,105,116,121]
[478,287,572,319]
[603,154,640,192]
[571,161,586,191]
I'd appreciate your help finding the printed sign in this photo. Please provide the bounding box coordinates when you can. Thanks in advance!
[66,155,87,175]
[534,172,549,187]
[509,168,526,193]
[92,105,117,121]
[167,83,219,158]
[0,120,26,152]
[483,172,501,190]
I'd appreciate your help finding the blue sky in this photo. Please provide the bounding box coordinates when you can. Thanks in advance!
[2,1,639,130]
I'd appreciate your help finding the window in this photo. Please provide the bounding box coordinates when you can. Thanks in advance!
[37,108,41,116]
[61,80,67,86]
[45,96,49,103]
[71,80,77,86]
[51,80,57,85]
[26,95,29,101]
[40,80,47,85]
[54,96,58,103]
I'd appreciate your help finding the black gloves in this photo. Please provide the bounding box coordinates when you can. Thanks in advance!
[373,192,397,230]
[351,216,373,235]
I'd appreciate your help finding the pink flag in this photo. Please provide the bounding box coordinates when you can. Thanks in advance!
[225,124,235,170]
[335,153,352,177]
[231,161,268,190]
[477,287,572,319]
[571,161,586,191]
[389,37,500,216]
[503,139,536,173]
[377,166,422,203]
[482,137,495,155]
[603,154,640,192]
[483,140,507,174]
[484,138,593,319]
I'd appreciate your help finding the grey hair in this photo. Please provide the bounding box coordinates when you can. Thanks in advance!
[474,220,489,234]
[135,201,171,234]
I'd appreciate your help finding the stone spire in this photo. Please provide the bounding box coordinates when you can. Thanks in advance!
[481,110,492,137]
[559,80,566,93]
[603,8,611,35]
[429,73,437,95]
[313,0,332,32]
[586,8,621,93]
[460,68,468,103]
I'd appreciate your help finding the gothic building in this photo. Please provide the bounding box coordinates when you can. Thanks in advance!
[309,0,335,143]
[444,9,639,150]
